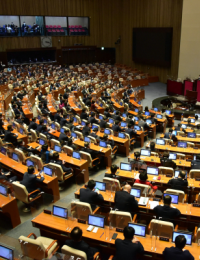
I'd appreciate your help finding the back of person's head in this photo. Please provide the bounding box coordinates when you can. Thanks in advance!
[64,129,69,134]
[169,128,173,133]
[111,164,118,174]
[163,195,171,205]
[63,113,68,118]
[28,166,34,174]
[116,111,119,115]
[32,117,36,122]
[128,123,132,128]
[42,144,48,151]
[84,142,90,148]
[42,125,47,131]
[139,171,148,181]
[39,119,44,125]
[91,112,95,117]
[145,106,149,111]
[103,134,108,140]
[7,125,12,131]
[195,115,198,120]
[115,120,119,125]
[53,152,59,160]
[85,121,89,126]
[82,108,86,113]
[175,235,186,250]
[188,119,191,123]
[17,139,23,146]
[150,142,155,151]
[163,151,169,158]
[178,123,181,127]
[57,109,61,113]
[67,138,72,146]
[179,171,186,179]
[196,154,200,160]
[93,127,98,132]
[71,227,82,242]
[123,226,135,240]
[88,180,96,190]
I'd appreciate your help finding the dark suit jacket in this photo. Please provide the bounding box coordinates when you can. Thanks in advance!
[114,239,144,260]
[80,112,88,120]
[114,190,138,214]
[160,158,176,169]
[4,131,18,144]
[60,118,68,127]
[153,205,181,222]
[82,126,90,136]
[81,147,98,159]
[54,113,62,122]
[20,172,44,193]
[90,132,100,140]
[37,124,43,132]
[113,115,122,121]
[112,124,121,132]
[80,188,104,210]
[28,121,38,131]
[65,240,94,260]
[168,178,188,191]
[191,159,200,169]
[50,159,71,173]
[89,117,99,124]
[163,246,194,260]
[104,111,111,118]
[125,128,135,138]
[58,133,69,144]
[99,120,108,129]
[164,132,172,139]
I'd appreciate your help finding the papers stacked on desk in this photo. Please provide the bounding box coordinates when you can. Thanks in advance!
[148,201,159,209]
[138,197,149,206]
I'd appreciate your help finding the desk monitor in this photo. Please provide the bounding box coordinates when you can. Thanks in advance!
[53,205,68,219]
[104,129,111,135]
[60,128,65,133]
[122,113,127,118]
[194,155,197,160]
[78,104,82,109]
[118,132,126,139]
[172,231,192,245]
[71,132,77,139]
[191,118,195,123]
[134,125,141,131]
[119,102,123,106]
[120,122,127,127]
[135,108,139,113]
[154,108,158,112]
[94,181,106,191]
[156,114,162,119]
[0,147,7,155]
[38,115,41,120]
[175,170,187,179]
[0,184,7,196]
[113,110,117,114]
[19,127,24,134]
[156,138,165,145]
[181,124,187,129]
[146,119,152,124]
[26,159,35,167]
[177,141,187,148]
[72,151,81,160]
[0,244,14,260]
[99,115,103,120]
[130,188,141,198]
[81,121,86,126]
[43,166,53,176]
[128,223,146,237]
[88,214,105,228]
[12,122,15,128]
[54,145,62,153]
[99,141,107,148]
[188,132,196,138]
[138,101,141,105]
[169,153,177,160]
[145,111,150,116]
[84,136,91,143]
[39,139,45,145]
[12,152,19,162]
[44,119,47,124]
[172,130,177,136]
[195,113,200,119]
[163,193,179,204]
[120,162,132,171]
[109,118,114,124]
[147,166,159,176]
[140,149,151,157]
[100,103,103,107]
[92,125,98,130]
[134,117,139,121]
[165,110,171,115]
[73,117,77,123]
[51,123,56,130]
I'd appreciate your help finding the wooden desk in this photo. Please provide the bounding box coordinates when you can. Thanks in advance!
[153,144,200,155]
[0,193,21,228]
[22,104,33,119]
[160,133,200,144]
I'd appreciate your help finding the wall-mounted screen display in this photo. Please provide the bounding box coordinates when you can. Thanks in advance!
[0,16,20,37]
[20,16,44,36]
[68,17,89,36]
[45,16,67,36]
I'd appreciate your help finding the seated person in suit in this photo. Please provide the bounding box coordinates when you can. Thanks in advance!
[54,109,62,123]
[191,154,200,169]
[60,113,68,127]
[126,115,135,126]
[168,171,188,191]
[28,117,38,132]
[90,128,100,140]
[80,108,89,120]
[66,118,74,131]
[82,121,90,136]
[4,125,18,146]
[113,111,122,121]
[163,234,194,260]
[112,120,122,133]
[164,128,173,139]
[80,179,104,210]
[40,144,50,163]
[15,114,24,125]
[175,123,182,131]
[135,171,158,191]
[39,103,50,116]
[37,119,44,133]
[114,226,144,260]
[125,123,136,138]
[153,195,181,224]
[101,133,115,148]
[81,142,99,160]
[150,141,156,152]
[144,106,149,112]
[160,151,176,169]
[99,116,109,129]
[65,227,99,260]
[114,184,138,217]
[104,107,112,118]
[0,166,17,183]
[88,112,99,124]
[58,129,70,145]
[104,164,123,183]
[50,152,72,175]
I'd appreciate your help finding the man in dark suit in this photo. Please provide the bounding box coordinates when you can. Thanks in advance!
[58,129,70,145]
[13,104,21,116]
[65,118,74,131]
[80,108,89,120]
[81,142,99,160]
[90,128,100,140]
[175,123,182,131]
[39,104,50,116]
[126,115,135,126]
[163,235,194,260]
[88,112,99,124]
[112,120,122,133]
[153,195,181,223]
[65,227,98,260]
[60,113,68,127]
[54,109,62,123]
[101,134,115,148]
[113,111,122,121]
[80,180,104,210]
[85,96,92,107]
[164,128,173,139]
[50,152,72,175]
[114,226,144,260]
[191,154,200,169]
[36,119,44,133]
[82,121,90,136]
[114,184,138,216]
[160,151,176,169]
[0,166,17,183]
[99,116,108,129]
[104,107,112,118]
[28,117,38,132]
[168,171,188,191]
[4,125,18,146]
[125,123,136,138]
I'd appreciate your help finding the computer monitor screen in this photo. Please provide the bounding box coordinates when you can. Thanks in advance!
[135,108,139,113]
[130,188,141,198]
[140,149,151,157]
[71,132,77,138]
[156,114,162,119]
[181,124,187,129]
[134,117,139,121]
[145,111,150,116]
[44,119,47,124]
[120,122,127,127]
[81,121,86,126]
[172,130,177,136]
[0,244,14,260]
[195,113,200,119]
[60,128,65,133]
[191,118,195,123]
[119,102,123,106]
[156,139,165,145]
[134,125,141,131]
[164,193,179,204]
[26,159,35,167]
[88,215,105,228]
[94,181,106,191]
[177,142,187,148]
[120,162,132,171]
[12,153,19,162]
[146,120,152,124]
[122,113,127,118]
[0,147,6,155]
[92,125,98,130]
[53,205,68,219]
[19,128,24,134]
[99,141,107,148]
[138,101,141,105]
[38,116,41,120]
[165,110,171,115]
[104,129,111,135]
[154,108,158,112]
[100,103,103,107]
[54,145,61,152]
[51,123,55,130]
[188,132,196,138]
[174,170,187,179]
[73,117,77,123]
[84,137,91,143]
[0,184,7,196]
[128,223,146,237]
[118,133,126,139]
[43,166,53,176]
[12,122,15,128]
[113,110,116,114]
[39,139,45,145]
[109,118,114,124]
[172,231,192,245]
[99,115,103,120]
[169,153,177,160]
[147,166,159,176]
[72,151,81,159]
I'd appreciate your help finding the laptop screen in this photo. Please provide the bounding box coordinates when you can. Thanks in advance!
[72,151,81,159]
[188,132,196,138]
[120,122,127,127]
[174,170,187,179]
[73,117,77,123]
[104,129,111,135]
[156,139,165,145]
[118,132,126,139]
[99,115,103,120]
[39,139,45,145]
[164,193,179,204]
[43,166,53,176]
[95,181,106,191]
[71,132,77,138]
[145,111,150,116]
[0,184,7,196]
[53,205,68,219]
[99,141,107,148]
[0,147,6,155]
[130,188,141,198]
[60,128,65,133]
[88,214,105,228]
[165,110,171,115]
[113,110,116,114]
[169,153,177,160]
[26,159,35,167]
[109,118,114,124]
[191,118,195,123]
[146,120,152,124]
[140,149,151,157]
[120,162,132,171]
[172,130,177,136]
[172,231,192,245]
[119,102,123,106]
[154,108,158,112]
[84,137,91,143]
[128,223,146,237]
[12,153,19,162]
[54,145,61,152]
[44,119,47,124]
[135,108,139,113]
[156,114,162,119]
[138,101,141,105]
[81,121,86,126]
[177,141,187,148]
[134,126,141,131]
[92,125,98,130]
[181,124,187,129]
[19,128,24,134]
[122,113,127,118]
[147,166,159,176]
[51,123,56,130]
[0,244,14,260]
[134,117,139,121]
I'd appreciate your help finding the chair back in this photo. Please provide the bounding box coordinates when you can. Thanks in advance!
[164,188,185,203]
[75,131,83,139]
[39,133,48,141]
[61,245,86,260]
[189,170,200,179]
[88,136,97,144]
[195,228,200,242]
[75,115,81,123]
[30,129,38,142]
[14,148,26,163]
[158,166,174,176]
[55,122,60,130]
[12,182,29,204]
[133,183,151,195]
[187,142,194,147]
[19,236,45,259]
[149,219,174,238]
[103,177,121,191]
[80,151,92,167]
[109,210,132,229]
[176,153,185,159]
[30,155,43,170]
[63,145,73,156]
[47,163,64,181]
[71,201,92,221]
[50,139,61,149]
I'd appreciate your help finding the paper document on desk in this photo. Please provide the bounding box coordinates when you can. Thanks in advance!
[134,173,140,179]
[149,201,159,209]
[138,197,149,206]
[76,125,82,128]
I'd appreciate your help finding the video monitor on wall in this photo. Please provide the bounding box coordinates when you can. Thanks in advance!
[68,17,89,36]
[45,16,67,36]
[0,16,20,37]
[20,16,44,36]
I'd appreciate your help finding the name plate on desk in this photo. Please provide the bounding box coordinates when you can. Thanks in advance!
[153,198,160,202]
[159,236,169,242]
[195,178,200,181]
[116,228,123,232]
[194,147,199,150]
[193,203,200,207]
[78,219,87,224]
[166,174,172,178]
[44,209,52,215]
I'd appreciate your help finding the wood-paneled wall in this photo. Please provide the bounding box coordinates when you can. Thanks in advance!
[0,0,183,82]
